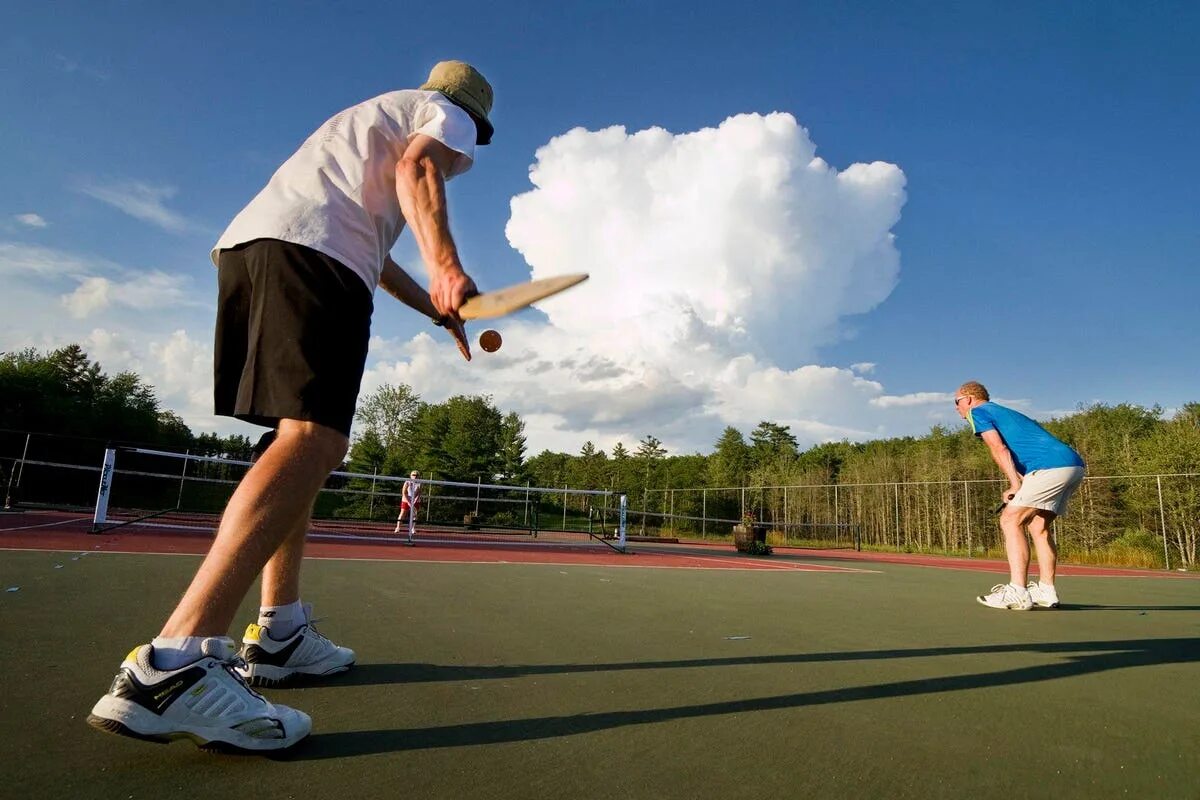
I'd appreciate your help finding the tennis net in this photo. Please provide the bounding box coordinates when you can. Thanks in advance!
[90,446,628,551]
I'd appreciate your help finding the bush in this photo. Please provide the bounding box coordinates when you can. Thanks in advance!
[742,540,773,556]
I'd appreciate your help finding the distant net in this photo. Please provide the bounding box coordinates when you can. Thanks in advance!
[91,447,627,551]
[627,486,861,550]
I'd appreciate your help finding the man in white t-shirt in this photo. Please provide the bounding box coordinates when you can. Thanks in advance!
[393,471,422,535]
[89,61,494,753]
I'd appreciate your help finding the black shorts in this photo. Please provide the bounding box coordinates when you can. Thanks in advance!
[214,239,373,437]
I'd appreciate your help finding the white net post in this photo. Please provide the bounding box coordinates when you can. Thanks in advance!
[92,447,116,531]
[617,493,627,551]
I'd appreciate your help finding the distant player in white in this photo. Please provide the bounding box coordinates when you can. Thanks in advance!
[394,471,422,535]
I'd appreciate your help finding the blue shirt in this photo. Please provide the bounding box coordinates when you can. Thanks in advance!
[968,402,1084,474]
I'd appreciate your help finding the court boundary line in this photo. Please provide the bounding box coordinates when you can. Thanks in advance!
[0,545,873,572]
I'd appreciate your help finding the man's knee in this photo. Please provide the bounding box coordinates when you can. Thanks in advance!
[1000,505,1029,527]
[275,421,349,471]
[1028,511,1057,536]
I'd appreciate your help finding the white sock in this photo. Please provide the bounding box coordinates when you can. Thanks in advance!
[151,636,207,670]
[258,600,305,639]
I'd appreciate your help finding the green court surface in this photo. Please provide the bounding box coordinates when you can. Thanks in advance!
[1,549,1197,799]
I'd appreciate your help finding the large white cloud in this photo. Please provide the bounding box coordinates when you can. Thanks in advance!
[364,113,927,453]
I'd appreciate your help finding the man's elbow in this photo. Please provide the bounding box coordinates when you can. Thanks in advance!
[396,154,440,185]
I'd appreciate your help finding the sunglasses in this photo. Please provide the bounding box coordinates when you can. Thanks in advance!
[954,396,969,406]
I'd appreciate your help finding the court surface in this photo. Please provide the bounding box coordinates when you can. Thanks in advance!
[1,511,1197,799]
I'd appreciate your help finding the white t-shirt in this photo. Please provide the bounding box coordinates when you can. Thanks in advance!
[211,90,477,291]
[403,480,422,503]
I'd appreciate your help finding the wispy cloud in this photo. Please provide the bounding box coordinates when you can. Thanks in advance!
[14,213,48,228]
[0,242,102,277]
[850,362,876,375]
[0,240,207,320]
[54,53,110,82]
[77,179,201,234]
[870,392,954,408]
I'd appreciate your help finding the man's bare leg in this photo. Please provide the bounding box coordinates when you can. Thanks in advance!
[160,420,347,638]
[260,500,314,607]
[999,504,1039,586]
[1027,510,1058,586]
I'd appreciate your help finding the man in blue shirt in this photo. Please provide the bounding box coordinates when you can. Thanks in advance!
[956,381,1085,610]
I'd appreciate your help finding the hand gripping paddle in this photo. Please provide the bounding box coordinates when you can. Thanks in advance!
[456,274,589,321]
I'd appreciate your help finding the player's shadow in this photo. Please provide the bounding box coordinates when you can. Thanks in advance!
[287,637,1197,760]
[1057,604,1200,612]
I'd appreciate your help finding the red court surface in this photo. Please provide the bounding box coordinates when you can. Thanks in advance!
[1,509,1195,578]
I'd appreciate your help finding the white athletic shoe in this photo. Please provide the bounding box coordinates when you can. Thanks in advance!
[976,583,1034,611]
[88,637,311,752]
[236,605,355,687]
[1027,580,1060,608]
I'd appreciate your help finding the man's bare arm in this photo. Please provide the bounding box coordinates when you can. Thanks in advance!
[379,256,472,360]
[379,256,439,319]
[394,134,475,318]
[981,430,1023,497]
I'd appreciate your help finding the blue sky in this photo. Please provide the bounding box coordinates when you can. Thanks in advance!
[2,1,1197,453]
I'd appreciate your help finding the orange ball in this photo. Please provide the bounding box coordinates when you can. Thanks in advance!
[479,329,502,353]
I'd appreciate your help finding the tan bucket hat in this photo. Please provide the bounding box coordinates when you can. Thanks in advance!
[420,60,494,145]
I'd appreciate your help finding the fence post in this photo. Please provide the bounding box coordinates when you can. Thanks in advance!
[176,450,191,509]
[524,481,530,525]
[1156,475,1171,571]
[833,484,840,546]
[426,472,434,522]
[702,488,707,537]
[641,487,647,535]
[963,480,971,557]
[3,459,16,510]
[367,468,378,517]
[669,489,674,530]
[563,483,568,530]
[476,475,482,514]
[893,482,900,549]
[783,485,788,530]
[16,432,31,486]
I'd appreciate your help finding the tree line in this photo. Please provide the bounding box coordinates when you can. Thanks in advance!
[3,346,1194,566]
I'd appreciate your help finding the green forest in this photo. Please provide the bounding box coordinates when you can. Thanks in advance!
[2,344,1196,568]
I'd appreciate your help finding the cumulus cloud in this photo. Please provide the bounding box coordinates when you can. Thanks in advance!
[81,328,220,428]
[361,112,928,453]
[77,179,200,234]
[61,271,195,318]
[15,213,48,228]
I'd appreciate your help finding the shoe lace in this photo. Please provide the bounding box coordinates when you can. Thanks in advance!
[220,652,267,701]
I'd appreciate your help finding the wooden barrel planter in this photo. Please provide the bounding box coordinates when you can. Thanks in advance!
[733,523,769,553]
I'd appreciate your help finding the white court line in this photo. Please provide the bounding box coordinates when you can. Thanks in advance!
[0,516,92,532]
[0,546,877,573]
[672,553,880,574]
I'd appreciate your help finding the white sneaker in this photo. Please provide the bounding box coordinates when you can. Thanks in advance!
[976,583,1033,610]
[236,604,355,687]
[88,637,311,752]
[1027,580,1060,608]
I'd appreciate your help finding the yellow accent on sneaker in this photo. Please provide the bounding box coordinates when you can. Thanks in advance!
[125,646,142,663]
[244,623,264,642]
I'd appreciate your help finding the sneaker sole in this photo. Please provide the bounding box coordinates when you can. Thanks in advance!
[239,660,355,688]
[88,696,309,752]
[975,597,1033,610]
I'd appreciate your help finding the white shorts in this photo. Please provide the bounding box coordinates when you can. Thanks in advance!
[1011,466,1085,517]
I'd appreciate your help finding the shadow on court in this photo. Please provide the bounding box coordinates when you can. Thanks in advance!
[290,637,1198,760]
